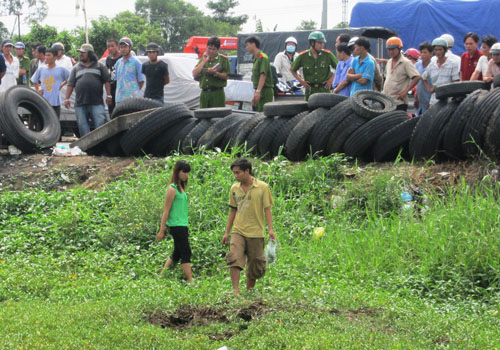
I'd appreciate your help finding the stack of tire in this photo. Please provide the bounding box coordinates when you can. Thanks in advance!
[0,86,61,153]
[92,79,500,162]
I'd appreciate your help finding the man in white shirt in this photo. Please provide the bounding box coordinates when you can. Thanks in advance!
[432,34,461,70]
[0,40,19,92]
[273,36,300,82]
[52,42,74,72]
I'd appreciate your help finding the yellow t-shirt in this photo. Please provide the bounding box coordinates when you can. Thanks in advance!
[228,178,273,238]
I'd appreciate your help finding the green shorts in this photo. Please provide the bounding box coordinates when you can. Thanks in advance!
[226,232,266,280]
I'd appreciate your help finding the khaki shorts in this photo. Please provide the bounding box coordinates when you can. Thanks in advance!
[226,233,266,280]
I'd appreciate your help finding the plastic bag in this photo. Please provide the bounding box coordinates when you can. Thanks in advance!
[265,239,277,264]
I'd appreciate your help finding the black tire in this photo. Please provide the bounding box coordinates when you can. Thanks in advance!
[373,117,419,162]
[435,81,489,100]
[194,107,232,119]
[270,110,309,157]
[326,113,366,155]
[219,117,248,151]
[258,116,290,156]
[285,108,328,161]
[104,132,126,156]
[419,100,460,160]
[110,97,163,119]
[409,100,448,160]
[263,101,308,117]
[494,73,500,89]
[232,113,266,148]
[344,111,409,159]
[442,90,486,159]
[245,117,276,154]
[181,119,218,154]
[197,114,249,149]
[171,118,197,152]
[461,88,500,157]
[308,93,348,110]
[350,90,397,119]
[0,86,61,153]
[485,108,500,158]
[148,117,196,156]
[120,104,192,155]
[310,99,354,154]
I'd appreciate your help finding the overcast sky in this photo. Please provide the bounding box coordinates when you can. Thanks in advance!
[1,0,362,38]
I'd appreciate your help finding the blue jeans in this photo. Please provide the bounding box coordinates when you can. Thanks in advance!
[75,104,108,137]
[150,96,164,104]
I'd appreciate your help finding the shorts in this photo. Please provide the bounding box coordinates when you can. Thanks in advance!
[226,232,266,280]
[168,226,191,264]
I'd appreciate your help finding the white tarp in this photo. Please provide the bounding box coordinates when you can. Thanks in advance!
[60,53,253,115]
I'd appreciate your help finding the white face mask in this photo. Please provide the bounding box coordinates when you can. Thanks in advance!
[286,45,296,53]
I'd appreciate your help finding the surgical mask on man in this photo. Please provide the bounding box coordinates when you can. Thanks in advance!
[286,45,296,53]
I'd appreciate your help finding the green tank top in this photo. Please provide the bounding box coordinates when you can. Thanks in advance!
[166,183,188,227]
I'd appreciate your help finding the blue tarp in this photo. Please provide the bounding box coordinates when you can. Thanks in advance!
[350,0,500,54]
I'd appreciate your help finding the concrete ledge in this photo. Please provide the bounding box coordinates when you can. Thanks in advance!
[70,108,159,151]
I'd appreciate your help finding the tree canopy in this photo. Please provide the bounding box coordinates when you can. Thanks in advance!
[0,0,48,23]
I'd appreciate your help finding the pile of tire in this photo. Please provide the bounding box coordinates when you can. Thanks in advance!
[0,86,61,153]
[90,79,500,162]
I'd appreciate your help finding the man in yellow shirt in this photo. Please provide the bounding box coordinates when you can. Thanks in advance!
[222,158,276,295]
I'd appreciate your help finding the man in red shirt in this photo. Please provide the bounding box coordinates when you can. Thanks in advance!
[460,32,483,81]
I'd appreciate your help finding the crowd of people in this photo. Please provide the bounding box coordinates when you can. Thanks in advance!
[0,37,169,137]
[1,30,498,135]
[270,31,500,115]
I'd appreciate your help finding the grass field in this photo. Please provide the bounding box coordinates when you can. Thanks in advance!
[1,151,500,349]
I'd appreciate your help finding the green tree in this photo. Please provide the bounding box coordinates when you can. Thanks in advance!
[73,11,164,57]
[19,23,81,59]
[255,19,263,33]
[0,22,10,41]
[296,20,317,31]
[207,0,247,26]
[136,0,240,52]
[0,0,48,23]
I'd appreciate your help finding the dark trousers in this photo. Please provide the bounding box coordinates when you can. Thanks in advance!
[53,105,61,118]
[396,104,408,112]
[169,226,192,264]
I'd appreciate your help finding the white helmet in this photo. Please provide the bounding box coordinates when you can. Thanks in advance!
[285,36,297,45]
[440,34,454,48]
[490,43,500,55]
[348,36,359,48]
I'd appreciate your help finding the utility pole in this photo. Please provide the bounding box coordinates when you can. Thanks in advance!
[321,0,327,29]
[342,0,349,28]
[75,0,89,43]
[83,0,89,43]
[15,13,22,39]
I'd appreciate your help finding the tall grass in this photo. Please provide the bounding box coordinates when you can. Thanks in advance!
[1,151,500,301]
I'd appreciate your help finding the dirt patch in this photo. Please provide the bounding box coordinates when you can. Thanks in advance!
[145,306,228,331]
[236,300,268,321]
[145,300,269,331]
[0,154,139,191]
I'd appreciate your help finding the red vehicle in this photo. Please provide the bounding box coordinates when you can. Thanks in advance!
[183,36,238,57]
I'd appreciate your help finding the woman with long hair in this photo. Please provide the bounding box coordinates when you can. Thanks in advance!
[157,160,193,282]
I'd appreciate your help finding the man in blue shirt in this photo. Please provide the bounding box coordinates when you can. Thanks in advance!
[332,43,353,96]
[414,41,433,116]
[31,47,69,117]
[114,37,145,103]
[347,37,375,96]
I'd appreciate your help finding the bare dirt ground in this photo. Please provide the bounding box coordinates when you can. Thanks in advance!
[0,154,141,191]
[0,153,497,192]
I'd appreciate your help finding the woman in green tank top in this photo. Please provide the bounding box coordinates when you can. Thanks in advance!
[157,160,193,282]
